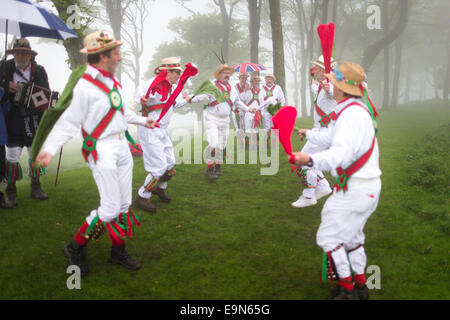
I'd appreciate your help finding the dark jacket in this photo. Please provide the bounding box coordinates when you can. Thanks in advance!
[0,58,49,147]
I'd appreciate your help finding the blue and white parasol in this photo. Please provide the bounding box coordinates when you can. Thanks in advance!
[0,0,78,41]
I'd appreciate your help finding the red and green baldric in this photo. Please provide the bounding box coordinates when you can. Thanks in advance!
[315,85,336,128]
[215,81,234,110]
[81,73,123,163]
[333,102,377,192]
[247,88,260,106]
[141,103,164,116]
[263,85,275,100]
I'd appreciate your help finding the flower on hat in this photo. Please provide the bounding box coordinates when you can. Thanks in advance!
[334,69,344,81]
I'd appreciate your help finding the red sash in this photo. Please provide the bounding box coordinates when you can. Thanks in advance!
[81,74,124,163]
[248,88,261,127]
[141,103,164,116]
[333,102,377,192]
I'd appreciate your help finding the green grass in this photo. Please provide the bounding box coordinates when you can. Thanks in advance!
[0,102,449,300]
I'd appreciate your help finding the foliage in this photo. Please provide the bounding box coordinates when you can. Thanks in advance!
[267,101,282,116]
[0,102,449,300]
[144,13,249,88]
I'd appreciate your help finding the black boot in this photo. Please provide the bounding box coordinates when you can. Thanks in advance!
[6,181,18,206]
[134,195,157,213]
[355,284,370,300]
[333,287,358,300]
[214,164,223,176]
[206,166,218,180]
[109,244,141,270]
[30,176,49,200]
[153,186,171,203]
[62,240,89,277]
[0,191,14,209]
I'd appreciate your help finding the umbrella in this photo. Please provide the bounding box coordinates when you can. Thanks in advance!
[1,0,78,59]
[233,62,267,73]
[0,0,78,41]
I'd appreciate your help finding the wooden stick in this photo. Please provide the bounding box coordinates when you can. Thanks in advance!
[54,147,63,188]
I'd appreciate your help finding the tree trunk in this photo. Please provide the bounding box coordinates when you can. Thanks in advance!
[248,0,262,64]
[308,0,319,116]
[390,36,404,108]
[216,0,231,62]
[444,46,450,108]
[320,0,329,24]
[382,1,390,110]
[51,0,86,69]
[361,0,409,72]
[105,0,132,81]
[268,0,286,96]
[404,63,412,104]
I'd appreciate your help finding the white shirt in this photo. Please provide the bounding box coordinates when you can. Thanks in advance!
[261,84,286,108]
[13,63,31,83]
[43,65,146,156]
[311,81,337,130]
[245,86,270,111]
[234,82,252,106]
[134,77,187,130]
[192,80,248,117]
[309,97,382,180]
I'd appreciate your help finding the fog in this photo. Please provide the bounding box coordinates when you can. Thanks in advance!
[1,0,449,174]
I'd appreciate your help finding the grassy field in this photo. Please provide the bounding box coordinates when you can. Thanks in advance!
[0,102,448,300]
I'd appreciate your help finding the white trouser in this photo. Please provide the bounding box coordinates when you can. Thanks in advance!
[261,110,272,132]
[138,126,175,199]
[204,111,230,163]
[244,111,260,134]
[85,137,133,224]
[300,140,329,198]
[6,146,30,163]
[238,110,245,131]
[317,177,381,279]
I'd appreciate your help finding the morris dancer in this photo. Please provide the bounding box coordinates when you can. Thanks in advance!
[293,62,381,300]
[190,64,251,179]
[234,72,251,131]
[261,73,285,133]
[292,55,337,208]
[36,31,157,276]
[134,57,192,213]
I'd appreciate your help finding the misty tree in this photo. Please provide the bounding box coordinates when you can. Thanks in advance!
[49,0,97,69]
[268,0,286,95]
[361,0,409,72]
[120,0,153,88]
[248,0,263,64]
[213,0,242,63]
[144,13,249,121]
[101,0,134,81]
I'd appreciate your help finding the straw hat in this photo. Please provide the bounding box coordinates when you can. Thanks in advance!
[80,31,123,55]
[6,38,38,56]
[264,73,276,81]
[325,62,365,97]
[214,64,234,80]
[311,54,337,70]
[156,57,183,74]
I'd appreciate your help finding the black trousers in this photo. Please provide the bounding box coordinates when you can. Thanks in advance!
[0,145,5,181]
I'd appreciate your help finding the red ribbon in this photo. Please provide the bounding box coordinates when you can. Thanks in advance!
[156,63,198,123]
